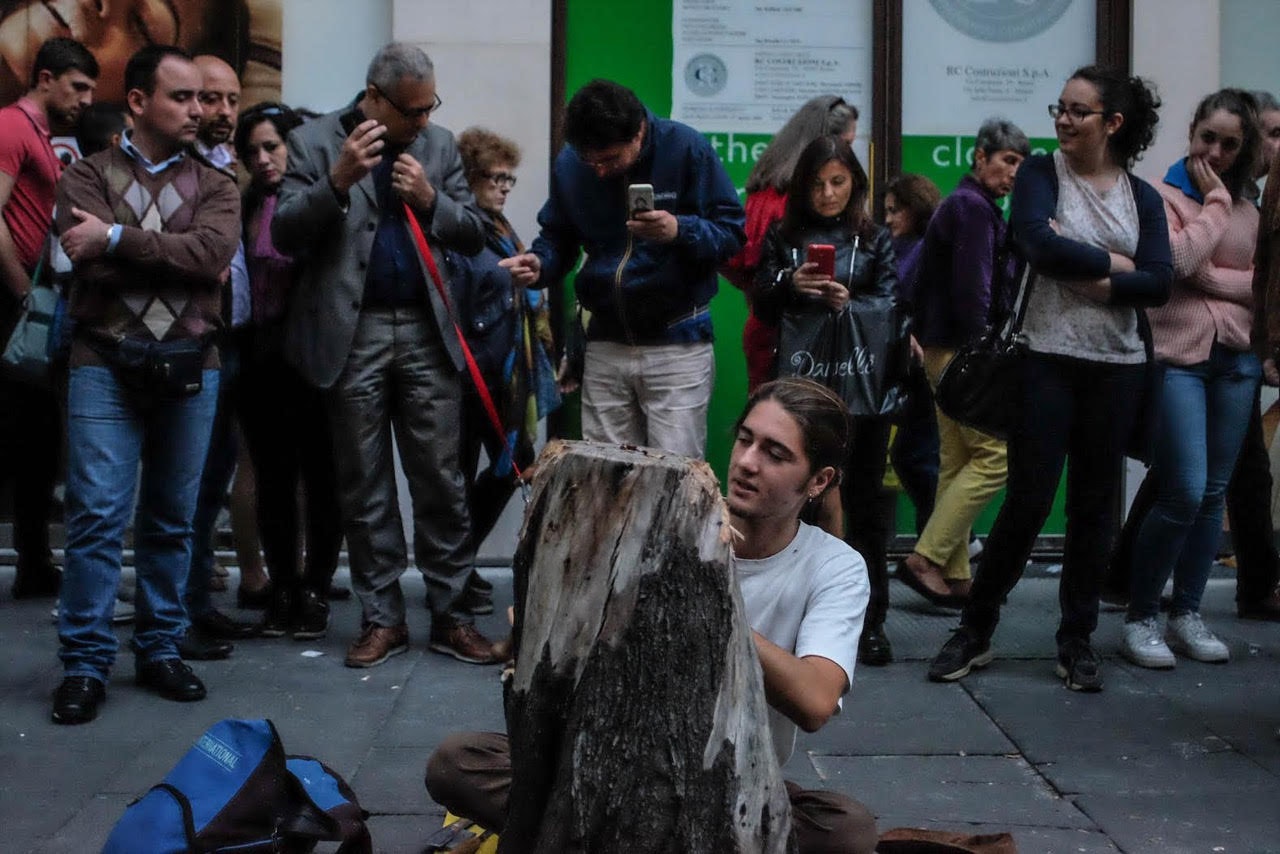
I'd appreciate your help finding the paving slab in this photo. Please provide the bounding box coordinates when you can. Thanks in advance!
[805,665,1016,757]
[811,754,1093,829]
[1077,791,1280,854]
[352,745,440,816]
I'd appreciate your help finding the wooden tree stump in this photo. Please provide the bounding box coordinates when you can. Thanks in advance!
[501,440,794,854]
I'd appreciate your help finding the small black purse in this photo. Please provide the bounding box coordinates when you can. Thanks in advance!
[933,262,1034,440]
[87,333,209,399]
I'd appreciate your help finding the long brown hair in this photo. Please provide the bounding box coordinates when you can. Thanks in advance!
[780,135,872,244]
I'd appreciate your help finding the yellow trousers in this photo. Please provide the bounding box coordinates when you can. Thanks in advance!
[915,347,1009,580]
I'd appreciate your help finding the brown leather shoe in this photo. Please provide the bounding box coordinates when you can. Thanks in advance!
[428,622,502,665]
[897,553,954,604]
[343,624,409,668]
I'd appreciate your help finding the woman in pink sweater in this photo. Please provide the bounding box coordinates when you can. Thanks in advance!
[1121,89,1263,670]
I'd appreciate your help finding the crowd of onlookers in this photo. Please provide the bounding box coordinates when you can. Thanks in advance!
[1,32,1278,758]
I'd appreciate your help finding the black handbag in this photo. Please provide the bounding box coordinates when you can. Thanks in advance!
[933,262,1034,440]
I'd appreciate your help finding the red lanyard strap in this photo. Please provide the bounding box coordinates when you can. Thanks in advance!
[402,201,524,483]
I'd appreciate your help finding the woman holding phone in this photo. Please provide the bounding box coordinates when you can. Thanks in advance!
[754,135,900,665]
[722,95,858,392]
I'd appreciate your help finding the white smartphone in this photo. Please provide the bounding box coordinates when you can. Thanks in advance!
[627,183,655,217]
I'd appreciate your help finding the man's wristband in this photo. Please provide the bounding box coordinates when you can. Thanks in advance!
[105,223,122,254]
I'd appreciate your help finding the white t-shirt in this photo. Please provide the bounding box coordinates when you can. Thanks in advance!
[735,522,869,765]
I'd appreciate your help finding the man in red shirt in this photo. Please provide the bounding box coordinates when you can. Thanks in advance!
[0,37,97,599]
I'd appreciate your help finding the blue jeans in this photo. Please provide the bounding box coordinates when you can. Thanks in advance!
[1128,345,1261,620]
[57,366,219,683]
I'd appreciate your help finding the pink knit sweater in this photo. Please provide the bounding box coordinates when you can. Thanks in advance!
[1147,183,1258,365]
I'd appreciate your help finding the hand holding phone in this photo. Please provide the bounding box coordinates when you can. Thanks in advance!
[627,183,655,218]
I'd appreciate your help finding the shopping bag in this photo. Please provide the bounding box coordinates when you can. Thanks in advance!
[776,295,910,417]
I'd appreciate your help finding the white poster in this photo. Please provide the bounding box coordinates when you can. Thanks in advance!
[902,0,1095,137]
[672,0,874,135]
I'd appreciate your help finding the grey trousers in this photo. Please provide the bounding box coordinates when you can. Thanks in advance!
[426,731,879,853]
[328,307,472,628]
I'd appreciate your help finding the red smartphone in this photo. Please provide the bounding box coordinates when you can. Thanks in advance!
[806,243,835,278]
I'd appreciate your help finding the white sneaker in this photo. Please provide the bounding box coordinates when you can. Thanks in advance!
[1166,613,1229,663]
[1121,618,1176,669]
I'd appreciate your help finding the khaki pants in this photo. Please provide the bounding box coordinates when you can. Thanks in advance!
[916,347,1009,581]
[581,340,714,459]
[426,731,878,854]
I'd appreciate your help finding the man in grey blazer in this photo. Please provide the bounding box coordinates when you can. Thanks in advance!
[271,42,500,668]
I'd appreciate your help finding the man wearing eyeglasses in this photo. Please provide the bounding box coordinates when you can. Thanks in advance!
[271,42,500,669]
[503,79,745,460]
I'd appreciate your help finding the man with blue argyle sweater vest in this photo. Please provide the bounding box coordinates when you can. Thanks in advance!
[50,45,240,725]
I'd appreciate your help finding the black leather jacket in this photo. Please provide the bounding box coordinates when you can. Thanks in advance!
[752,219,899,325]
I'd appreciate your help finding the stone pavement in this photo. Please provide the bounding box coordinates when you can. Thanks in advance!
[2,565,1277,853]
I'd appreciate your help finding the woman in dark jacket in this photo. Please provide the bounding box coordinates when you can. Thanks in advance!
[928,67,1173,693]
[446,128,560,615]
[233,103,343,640]
[755,134,899,665]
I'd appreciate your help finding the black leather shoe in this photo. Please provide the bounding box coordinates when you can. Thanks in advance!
[193,608,260,640]
[177,629,233,661]
[51,676,105,725]
[858,626,894,666]
[259,588,293,638]
[137,658,206,702]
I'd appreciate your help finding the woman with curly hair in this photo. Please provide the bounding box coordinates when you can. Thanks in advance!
[928,67,1173,693]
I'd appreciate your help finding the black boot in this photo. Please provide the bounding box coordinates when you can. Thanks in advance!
[858,625,894,666]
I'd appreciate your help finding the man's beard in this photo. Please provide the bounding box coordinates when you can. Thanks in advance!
[201,122,234,145]
[49,106,79,133]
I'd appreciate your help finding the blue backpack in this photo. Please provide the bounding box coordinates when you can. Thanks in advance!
[102,718,371,853]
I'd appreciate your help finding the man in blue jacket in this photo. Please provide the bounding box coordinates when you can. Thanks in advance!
[503,79,744,459]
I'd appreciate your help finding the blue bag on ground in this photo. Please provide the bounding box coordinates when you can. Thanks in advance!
[102,718,371,853]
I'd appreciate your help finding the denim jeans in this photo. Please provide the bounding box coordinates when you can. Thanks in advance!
[58,366,219,683]
[1128,344,1261,620]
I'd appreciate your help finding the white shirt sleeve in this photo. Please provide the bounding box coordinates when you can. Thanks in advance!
[793,542,868,694]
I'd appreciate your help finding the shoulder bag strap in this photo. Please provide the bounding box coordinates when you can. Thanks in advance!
[401,201,525,485]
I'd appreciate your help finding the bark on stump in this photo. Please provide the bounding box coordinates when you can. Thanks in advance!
[501,440,794,854]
